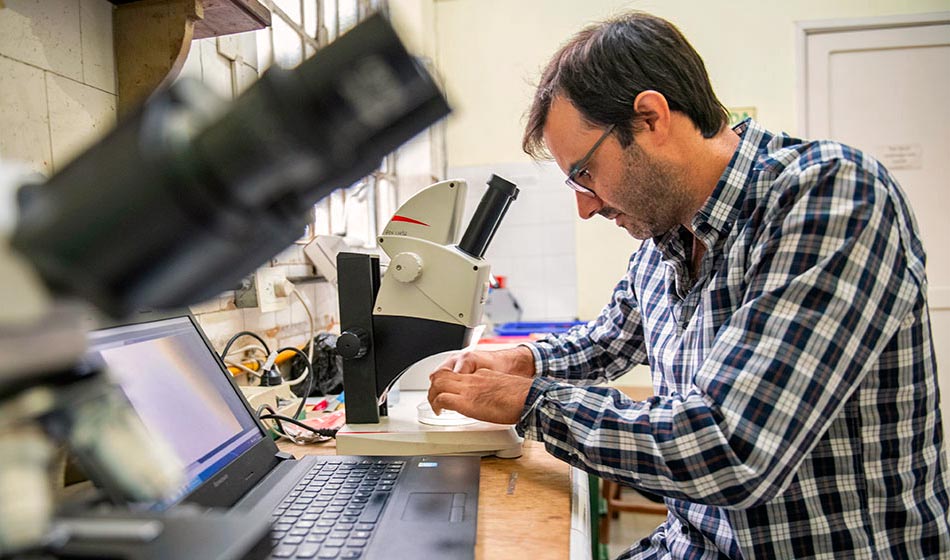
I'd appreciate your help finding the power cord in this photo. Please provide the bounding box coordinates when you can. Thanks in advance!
[225,358,264,377]
[255,403,338,440]
[258,414,339,439]
[276,346,313,421]
[224,331,338,442]
[220,331,271,361]
[224,343,269,377]
[275,281,315,385]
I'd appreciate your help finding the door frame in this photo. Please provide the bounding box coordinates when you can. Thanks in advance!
[795,11,950,137]
[795,11,950,311]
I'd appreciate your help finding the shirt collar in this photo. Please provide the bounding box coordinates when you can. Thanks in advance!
[654,118,771,255]
[693,118,770,240]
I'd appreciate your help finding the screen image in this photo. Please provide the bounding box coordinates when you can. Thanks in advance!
[86,316,264,504]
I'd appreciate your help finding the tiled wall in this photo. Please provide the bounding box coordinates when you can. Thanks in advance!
[188,277,341,355]
[176,2,439,355]
[0,1,361,357]
[0,1,444,362]
[0,0,115,177]
[176,20,338,354]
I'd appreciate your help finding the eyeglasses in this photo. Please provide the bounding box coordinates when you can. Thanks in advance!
[565,123,615,197]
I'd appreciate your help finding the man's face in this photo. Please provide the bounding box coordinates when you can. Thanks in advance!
[543,96,690,240]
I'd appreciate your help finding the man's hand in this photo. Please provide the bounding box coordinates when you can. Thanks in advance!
[435,346,536,377]
[427,368,534,425]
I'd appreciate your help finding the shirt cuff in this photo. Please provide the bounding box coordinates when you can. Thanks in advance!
[516,376,557,438]
[523,343,545,377]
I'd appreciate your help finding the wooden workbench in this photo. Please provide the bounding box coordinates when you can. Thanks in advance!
[275,385,657,558]
[277,438,573,560]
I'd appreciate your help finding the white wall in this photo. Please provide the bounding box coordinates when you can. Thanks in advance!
[431,0,949,320]
[451,161,579,322]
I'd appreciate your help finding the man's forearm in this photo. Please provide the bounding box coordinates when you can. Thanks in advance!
[499,345,537,378]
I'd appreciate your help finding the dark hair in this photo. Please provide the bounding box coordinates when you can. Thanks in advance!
[523,12,729,159]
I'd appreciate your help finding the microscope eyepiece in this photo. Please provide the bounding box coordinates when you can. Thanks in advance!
[458,175,519,259]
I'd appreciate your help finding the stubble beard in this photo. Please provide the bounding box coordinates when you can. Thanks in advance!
[602,142,692,240]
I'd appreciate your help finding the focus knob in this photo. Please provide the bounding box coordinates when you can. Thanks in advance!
[337,328,369,359]
[390,252,423,283]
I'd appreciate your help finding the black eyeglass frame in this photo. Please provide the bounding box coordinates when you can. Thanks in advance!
[565,123,616,197]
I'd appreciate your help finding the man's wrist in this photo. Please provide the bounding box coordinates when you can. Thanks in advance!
[504,345,537,378]
[517,376,555,438]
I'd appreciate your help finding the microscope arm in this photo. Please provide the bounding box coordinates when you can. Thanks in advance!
[338,175,518,424]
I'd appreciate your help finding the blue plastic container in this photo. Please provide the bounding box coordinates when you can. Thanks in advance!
[493,321,585,337]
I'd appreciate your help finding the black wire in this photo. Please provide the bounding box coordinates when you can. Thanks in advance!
[290,338,327,397]
[243,342,319,441]
[256,403,285,435]
[220,331,271,361]
[259,414,338,438]
[277,346,314,420]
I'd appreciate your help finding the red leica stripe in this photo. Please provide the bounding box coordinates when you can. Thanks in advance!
[391,215,429,226]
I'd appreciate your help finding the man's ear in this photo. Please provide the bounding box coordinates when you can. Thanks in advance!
[632,90,671,141]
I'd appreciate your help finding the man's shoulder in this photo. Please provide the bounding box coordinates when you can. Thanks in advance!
[737,121,883,177]
[735,131,910,241]
[758,134,890,189]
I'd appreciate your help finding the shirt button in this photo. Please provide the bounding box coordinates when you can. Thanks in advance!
[639,538,651,547]
[681,524,690,535]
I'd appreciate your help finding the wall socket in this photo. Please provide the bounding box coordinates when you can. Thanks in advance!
[255,267,290,313]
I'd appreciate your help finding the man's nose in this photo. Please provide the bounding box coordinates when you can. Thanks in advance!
[575,191,602,220]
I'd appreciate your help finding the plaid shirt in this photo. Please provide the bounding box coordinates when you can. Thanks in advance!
[519,119,950,559]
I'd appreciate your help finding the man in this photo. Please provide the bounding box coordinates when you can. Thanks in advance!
[427,11,950,559]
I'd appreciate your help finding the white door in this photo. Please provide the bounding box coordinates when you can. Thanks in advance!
[799,13,950,436]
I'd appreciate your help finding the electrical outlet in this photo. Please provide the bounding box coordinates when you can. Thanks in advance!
[255,267,290,313]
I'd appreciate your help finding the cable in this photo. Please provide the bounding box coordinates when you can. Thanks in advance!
[277,346,314,420]
[225,343,269,359]
[256,404,284,435]
[284,359,312,386]
[223,342,268,377]
[263,283,314,387]
[225,323,315,432]
[220,331,271,361]
[256,407,319,445]
[290,286,315,364]
[225,359,263,377]
[259,414,338,439]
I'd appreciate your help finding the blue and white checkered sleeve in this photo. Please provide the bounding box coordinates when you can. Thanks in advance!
[518,157,923,507]
[526,254,649,384]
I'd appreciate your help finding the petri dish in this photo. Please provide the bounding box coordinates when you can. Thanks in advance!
[416,401,478,426]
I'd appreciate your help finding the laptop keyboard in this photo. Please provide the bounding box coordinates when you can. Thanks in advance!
[269,458,406,559]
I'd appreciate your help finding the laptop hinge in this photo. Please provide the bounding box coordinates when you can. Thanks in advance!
[275,451,294,462]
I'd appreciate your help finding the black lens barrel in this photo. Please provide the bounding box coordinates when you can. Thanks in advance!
[458,175,519,259]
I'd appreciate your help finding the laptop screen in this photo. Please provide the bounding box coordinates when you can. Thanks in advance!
[85,315,265,504]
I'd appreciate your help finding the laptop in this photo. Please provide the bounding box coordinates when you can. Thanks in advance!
[80,312,480,559]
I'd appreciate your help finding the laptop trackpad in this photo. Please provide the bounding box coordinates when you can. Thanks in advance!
[401,492,467,523]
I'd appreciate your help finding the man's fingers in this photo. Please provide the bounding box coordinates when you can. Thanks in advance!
[451,351,481,374]
[429,367,463,386]
[430,392,467,417]
[435,354,460,371]
[428,369,465,414]
[433,352,476,376]
[451,356,473,373]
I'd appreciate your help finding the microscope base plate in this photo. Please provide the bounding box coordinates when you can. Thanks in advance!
[336,391,523,458]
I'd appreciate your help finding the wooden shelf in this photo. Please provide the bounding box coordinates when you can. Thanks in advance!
[109,0,270,38]
[109,0,272,115]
